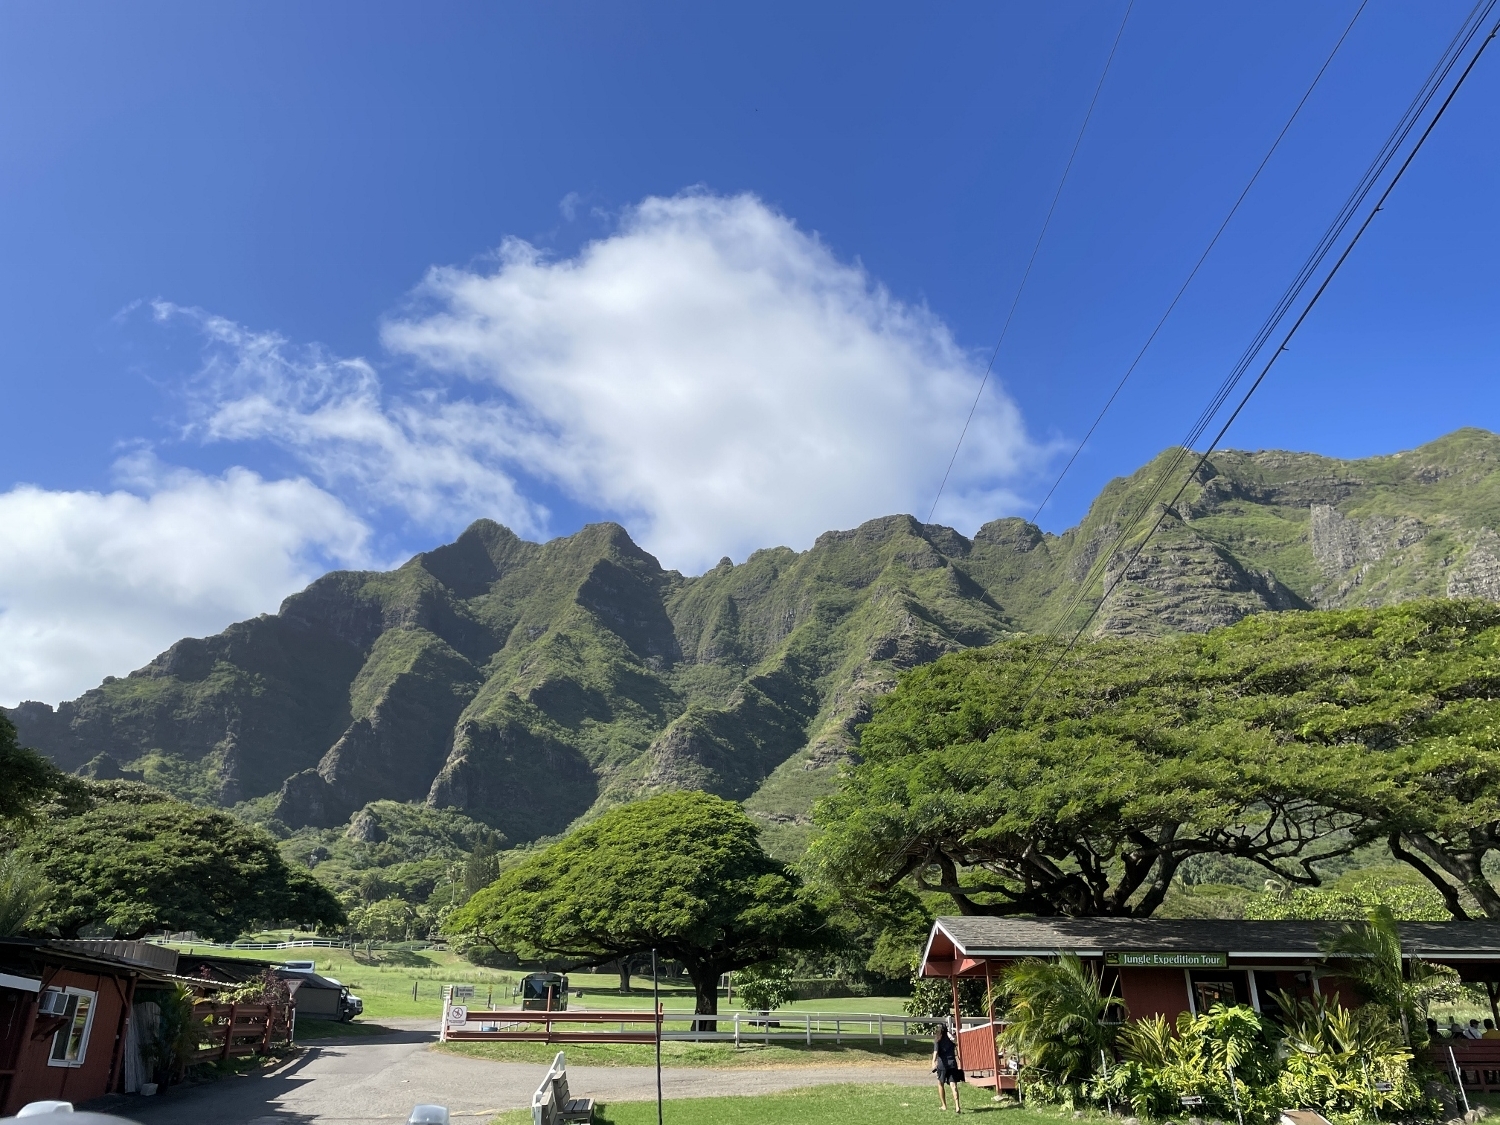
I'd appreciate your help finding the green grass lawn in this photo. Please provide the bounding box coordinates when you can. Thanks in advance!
[441,1039,932,1069]
[491,1085,1065,1125]
[163,943,912,1023]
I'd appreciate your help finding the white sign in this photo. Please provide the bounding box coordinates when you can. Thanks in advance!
[446,1005,468,1025]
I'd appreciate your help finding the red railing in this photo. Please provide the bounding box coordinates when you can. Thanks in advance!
[957,1021,1019,1091]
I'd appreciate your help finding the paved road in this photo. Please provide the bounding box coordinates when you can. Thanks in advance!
[104,1021,931,1125]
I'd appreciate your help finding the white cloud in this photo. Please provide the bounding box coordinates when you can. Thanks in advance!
[0,457,369,706]
[191,191,1040,573]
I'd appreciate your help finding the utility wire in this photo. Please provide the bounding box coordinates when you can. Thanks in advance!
[1032,0,1493,658]
[1027,0,1493,654]
[1020,0,1500,709]
[1027,0,1371,525]
[927,0,1135,524]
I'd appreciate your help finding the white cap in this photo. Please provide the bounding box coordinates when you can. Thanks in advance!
[17,1103,73,1117]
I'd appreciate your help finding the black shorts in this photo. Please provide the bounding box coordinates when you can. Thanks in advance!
[936,1061,965,1084]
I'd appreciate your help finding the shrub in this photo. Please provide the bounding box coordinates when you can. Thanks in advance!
[1273,993,1424,1120]
[1108,1004,1279,1123]
[735,962,796,1011]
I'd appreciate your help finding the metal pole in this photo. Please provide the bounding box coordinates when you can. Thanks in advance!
[653,949,663,1125]
[1101,1050,1112,1115]
[1449,1045,1471,1114]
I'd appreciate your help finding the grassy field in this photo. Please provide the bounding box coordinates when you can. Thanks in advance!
[441,1040,933,1068]
[163,943,912,1022]
[491,1085,1057,1125]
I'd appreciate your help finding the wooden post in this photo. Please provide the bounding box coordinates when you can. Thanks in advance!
[1486,981,1500,1027]
[950,971,963,1070]
[987,960,1002,1091]
[221,1003,236,1062]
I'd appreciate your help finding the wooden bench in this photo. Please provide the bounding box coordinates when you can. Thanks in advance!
[532,1051,594,1125]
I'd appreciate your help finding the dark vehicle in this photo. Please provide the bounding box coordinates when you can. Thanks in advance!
[515,972,568,1011]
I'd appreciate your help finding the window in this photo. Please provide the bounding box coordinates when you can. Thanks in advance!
[45,988,97,1068]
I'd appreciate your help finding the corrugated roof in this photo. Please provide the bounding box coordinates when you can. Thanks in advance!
[929,917,1500,957]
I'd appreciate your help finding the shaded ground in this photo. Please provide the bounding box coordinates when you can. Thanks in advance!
[94,1020,932,1125]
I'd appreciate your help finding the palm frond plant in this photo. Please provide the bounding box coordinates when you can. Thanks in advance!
[997,953,1122,1102]
[1324,905,1459,1044]
[0,850,47,935]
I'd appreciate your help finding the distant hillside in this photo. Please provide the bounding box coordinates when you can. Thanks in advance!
[12,428,1500,856]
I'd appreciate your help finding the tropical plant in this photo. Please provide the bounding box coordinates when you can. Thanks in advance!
[1273,992,1422,1118]
[1108,1005,1279,1123]
[0,850,47,935]
[1324,905,1460,1043]
[225,968,293,1008]
[735,962,796,1011]
[146,984,203,1084]
[997,954,1122,1096]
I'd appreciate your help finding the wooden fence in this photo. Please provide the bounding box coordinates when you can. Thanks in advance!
[189,1001,295,1064]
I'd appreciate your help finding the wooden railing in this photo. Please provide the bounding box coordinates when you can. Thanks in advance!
[189,1001,295,1063]
[1434,1040,1500,1093]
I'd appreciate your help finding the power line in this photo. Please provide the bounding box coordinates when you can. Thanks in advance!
[1027,0,1371,525]
[1026,0,1493,655]
[927,0,1135,525]
[1020,0,1500,709]
[1032,0,1494,659]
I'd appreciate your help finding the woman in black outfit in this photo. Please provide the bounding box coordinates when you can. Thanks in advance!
[932,1024,963,1113]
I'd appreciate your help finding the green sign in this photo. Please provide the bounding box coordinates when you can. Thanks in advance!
[1105,951,1228,968]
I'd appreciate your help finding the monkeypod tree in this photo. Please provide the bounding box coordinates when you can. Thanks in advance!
[19,782,346,940]
[448,790,826,1021]
[811,600,1500,919]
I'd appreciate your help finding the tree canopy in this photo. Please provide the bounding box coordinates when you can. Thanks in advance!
[0,713,80,825]
[448,790,826,1015]
[811,599,1500,918]
[19,782,346,940]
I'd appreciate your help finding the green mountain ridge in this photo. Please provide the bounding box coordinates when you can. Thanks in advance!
[13,427,1500,854]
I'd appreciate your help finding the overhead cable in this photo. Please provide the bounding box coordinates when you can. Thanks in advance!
[1020,0,1500,708]
[927,0,1135,525]
[1027,0,1372,525]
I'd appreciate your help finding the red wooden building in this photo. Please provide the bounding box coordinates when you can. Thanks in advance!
[0,939,180,1116]
[919,917,1500,1094]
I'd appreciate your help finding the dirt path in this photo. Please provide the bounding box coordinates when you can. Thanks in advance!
[106,1021,932,1125]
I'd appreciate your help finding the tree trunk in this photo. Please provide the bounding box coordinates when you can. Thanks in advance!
[688,965,720,1033]
[618,957,632,994]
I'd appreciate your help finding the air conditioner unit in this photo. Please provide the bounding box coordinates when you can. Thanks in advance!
[37,990,71,1017]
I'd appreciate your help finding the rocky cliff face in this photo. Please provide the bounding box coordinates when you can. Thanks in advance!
[12,428,1500,851]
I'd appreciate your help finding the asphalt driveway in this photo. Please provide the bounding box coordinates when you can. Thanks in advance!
[100,1021,932,1125]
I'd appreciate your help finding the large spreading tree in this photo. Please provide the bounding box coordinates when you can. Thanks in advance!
[448,790,826,1019]
[811,598,1500,919]
[0,714,80,824]
[19,782,346,940]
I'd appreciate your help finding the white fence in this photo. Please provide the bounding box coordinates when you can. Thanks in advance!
[156,939,350,951]
[442,1003,987,1046]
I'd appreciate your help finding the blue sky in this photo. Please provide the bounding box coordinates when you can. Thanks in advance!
[2,1,1498,703]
